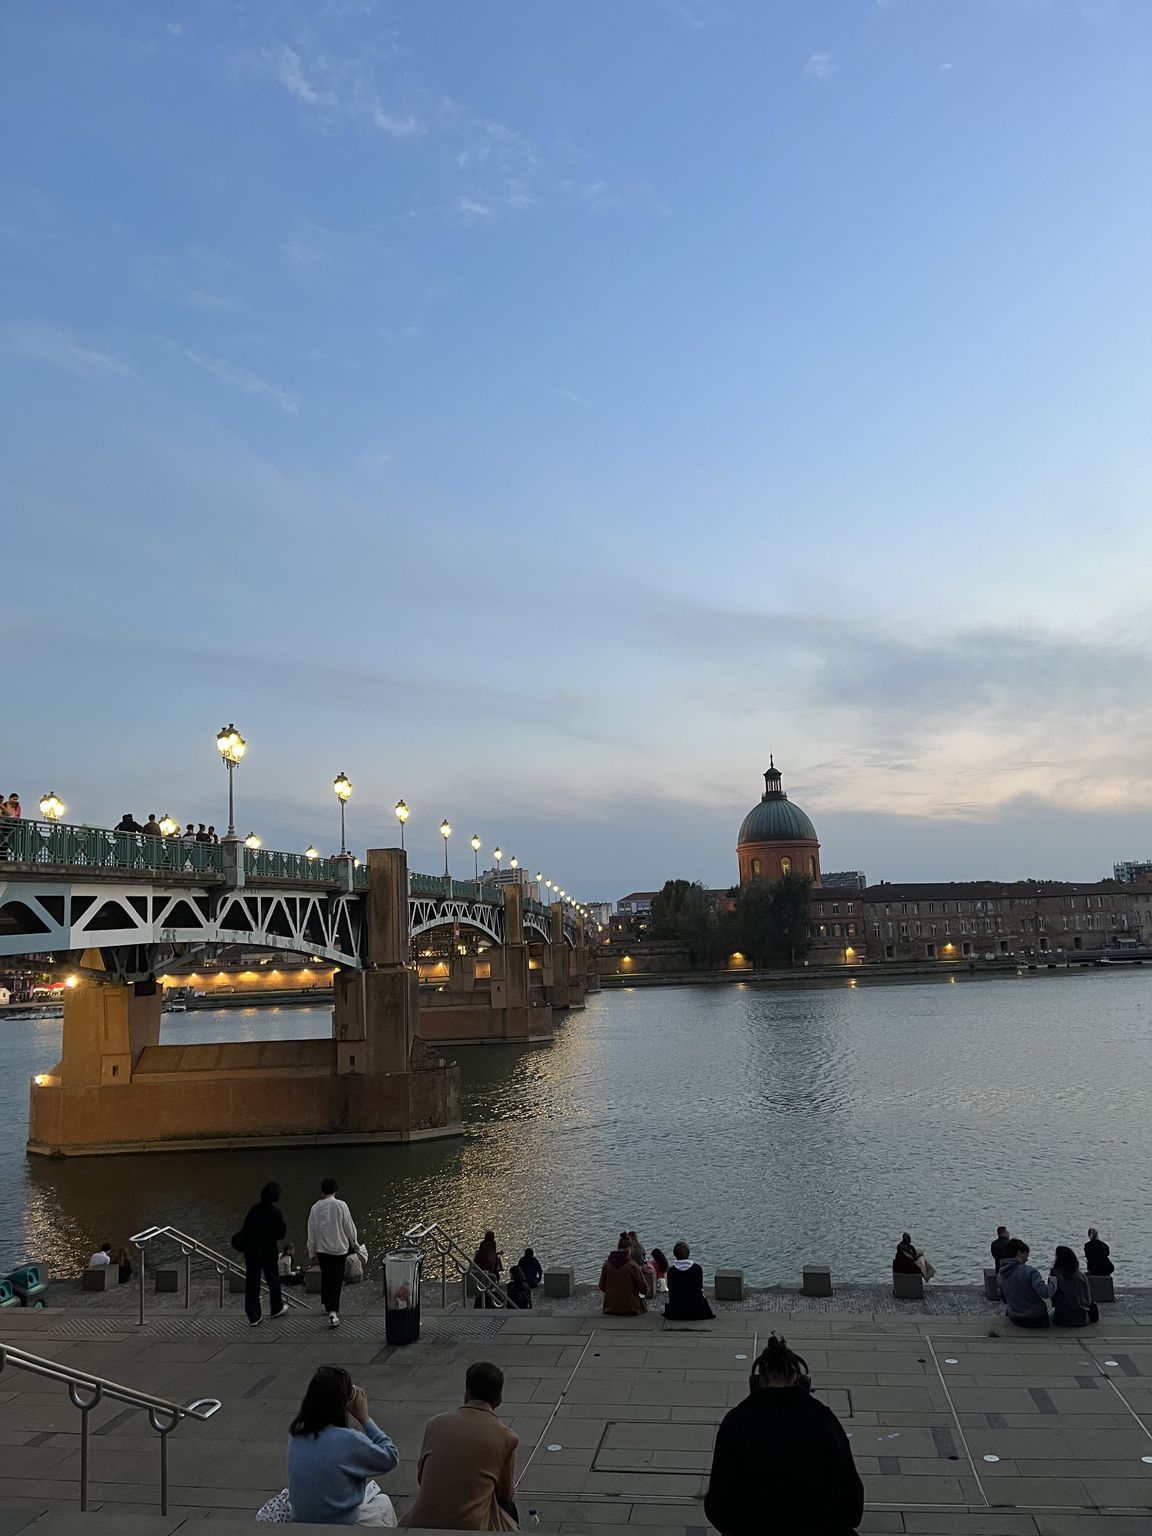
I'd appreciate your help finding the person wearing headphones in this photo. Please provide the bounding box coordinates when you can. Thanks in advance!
[704,1333,864,1536]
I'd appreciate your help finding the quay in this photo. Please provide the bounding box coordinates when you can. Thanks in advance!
[1,1279,1150,1535]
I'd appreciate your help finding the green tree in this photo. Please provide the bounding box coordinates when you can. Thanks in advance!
[736,872,813,968]
[650,879,694,939]
[678,883,724,969]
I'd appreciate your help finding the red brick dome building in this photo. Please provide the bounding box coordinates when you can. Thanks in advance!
[737,758,821,885]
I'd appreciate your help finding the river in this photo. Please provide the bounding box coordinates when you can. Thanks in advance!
[2,969,1149,1284]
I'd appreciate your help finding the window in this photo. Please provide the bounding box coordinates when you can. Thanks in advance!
[929,923,937,936]
[884,944,895,959]
[780,856,792,875]
[752,859,761,877]
[925,943,936,958]
[899,923,909,936]
[872,923,881,938]
[885,923,894,939]
[928,903,936,914]
[832,924,841,937]
[818,924,827,938]
[846,923,856,937]
[846,902,854,914]
[807,856,816,878]
[914,922,922,936]
[831,903,840,915]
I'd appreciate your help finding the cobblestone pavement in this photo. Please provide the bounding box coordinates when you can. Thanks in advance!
[0,1293,1150,1535]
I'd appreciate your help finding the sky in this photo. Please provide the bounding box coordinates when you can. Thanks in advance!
[3,0,1151,897]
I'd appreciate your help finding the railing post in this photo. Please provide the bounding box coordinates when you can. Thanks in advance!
[184,1251,191,1310]
[69,1381,102,1512]
[138,1243,146,1328]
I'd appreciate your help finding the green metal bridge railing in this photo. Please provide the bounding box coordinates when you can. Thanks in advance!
[0,819,223,875]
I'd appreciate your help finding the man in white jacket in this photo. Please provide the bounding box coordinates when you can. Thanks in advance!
[307,1176,358,1329]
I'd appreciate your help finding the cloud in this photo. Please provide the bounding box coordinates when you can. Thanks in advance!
[665,2,707,30]
[166,22,183,37]
[6,323,138,380]
[279,239,328,271]
[939,62,954,71]
[803,52,838,81]
[456,198,494,224]
[174,346,298,413]
[359,451,392,468]
[268,43,321,106]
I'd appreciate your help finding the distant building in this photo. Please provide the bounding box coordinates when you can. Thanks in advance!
[821,869,867,891]
[736,759,821,885]
[1113,860,1152,884]
[616,891,658,915]
[585,901,614,927]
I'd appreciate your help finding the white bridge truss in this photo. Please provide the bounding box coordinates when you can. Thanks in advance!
[0,880,578,968]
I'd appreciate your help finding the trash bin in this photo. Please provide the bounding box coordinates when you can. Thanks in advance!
[383,1248,422,1345]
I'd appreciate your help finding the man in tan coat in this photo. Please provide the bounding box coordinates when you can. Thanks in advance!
[400,1361,519,1530]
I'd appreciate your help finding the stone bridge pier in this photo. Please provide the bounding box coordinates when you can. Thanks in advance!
[28,847,461,1157]
[417,884,554,1045]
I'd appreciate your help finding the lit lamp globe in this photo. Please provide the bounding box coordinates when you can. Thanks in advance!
[245,832,261,850]
[493,846,502,871]
[394,799,409,849]
[38,792,65,822]
[439,818,452,877]
[305,844,319,860]
[510,855,519,871]
[159,814,178,838]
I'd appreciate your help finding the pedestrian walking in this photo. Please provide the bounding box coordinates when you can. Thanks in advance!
[236,1181,287,1326]
[306,1176,359,1329]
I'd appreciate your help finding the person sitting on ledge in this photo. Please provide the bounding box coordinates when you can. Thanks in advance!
[1084,1227,1114,1276]
[505,1264,532,1310]
[286,1366,398,1527]
[663,1241,715,1321]
[705,1333,864,1536]
[279,1244,304,1285]
[400,1361,518,1530]
[598,1235,647,1316]
[998,1238,1053,1328]
[892,1234,920,1274]
[87,1243,112,1269]
[990,1225,1014,1273]
[517,1247,542,1289]
[1050,1245,1096,1328]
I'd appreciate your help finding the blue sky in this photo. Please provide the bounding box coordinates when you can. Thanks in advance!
[3,0,1151,895]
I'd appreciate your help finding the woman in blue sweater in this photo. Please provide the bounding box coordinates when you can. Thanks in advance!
[287,1366,399,1526]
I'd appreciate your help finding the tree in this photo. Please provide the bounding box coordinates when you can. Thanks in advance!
[736,872,813,968]
[678,883,725,969]
[650,879,694,939]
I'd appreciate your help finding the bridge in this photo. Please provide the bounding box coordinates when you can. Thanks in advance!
[0,820,594,1159]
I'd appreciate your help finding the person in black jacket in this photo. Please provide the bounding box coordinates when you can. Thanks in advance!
[664,1241,715,1321]
[705,1333,863,1536]
[239,1181,287,1326]
[1084,1228,1114,1276]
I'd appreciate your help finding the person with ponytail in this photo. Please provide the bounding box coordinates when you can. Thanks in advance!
[704,1332,863,1535]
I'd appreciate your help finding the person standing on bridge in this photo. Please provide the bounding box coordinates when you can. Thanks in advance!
[115,812,141,833]
[308,1176,359,1330]
[141,813,162,838]
[238,1180,287,1327]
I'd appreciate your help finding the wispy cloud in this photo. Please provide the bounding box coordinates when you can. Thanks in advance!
[456,197,494,224]
[6,323,138,380]
[803,52,838,82]
[173,346,297,413]
[268,42,321,106]
[359,451,392,469]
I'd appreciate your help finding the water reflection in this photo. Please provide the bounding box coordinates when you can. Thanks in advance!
[6,969,1152,1284]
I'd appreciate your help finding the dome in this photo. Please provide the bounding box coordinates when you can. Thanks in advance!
[738,796,818,845]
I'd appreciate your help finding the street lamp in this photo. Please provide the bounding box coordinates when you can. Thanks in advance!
[159,814,178,838]
[215,723,246,839]
[305,844,319,860]
[245,832,261,850]
[440,819,451,877]
[493,846,502,874]
[38,792,65,822]
[510,856,519,872]
[333,772,352,856]
[394,799,409,850]
[471,834,481,882]
[535,871,542,900]
[545,879,553,901]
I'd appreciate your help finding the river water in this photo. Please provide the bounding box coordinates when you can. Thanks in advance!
[2,970,1149,1285]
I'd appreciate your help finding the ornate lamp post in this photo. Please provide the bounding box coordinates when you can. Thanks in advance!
[215,724,246,839]
[333,773,352,856]
[493,846,502,875]
[38,792,65,822]
[305,844,319,861]
[394,799,409,850]
[510,856,519,873]
[471,834,481,882]
[534,870,542,900]
[440,819,452,877]
[245,832,261,850]
[159,814,178,838]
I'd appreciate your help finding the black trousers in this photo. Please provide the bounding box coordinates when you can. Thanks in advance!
[245,1250,281,1324]
[318,1251,345,1315]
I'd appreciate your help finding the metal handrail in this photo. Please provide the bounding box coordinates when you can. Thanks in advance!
[131,1224,309,1325]
[0,1342,220,1513]
[405,1220,508,1308]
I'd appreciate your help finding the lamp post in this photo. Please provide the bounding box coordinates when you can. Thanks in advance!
[394,799,409,850]
[535,871,542,902]
[471,834,481,882]
[215,723,246,839]
[245,832,261,850]
[333,773,352,856]
[440,819,451,878]
[305,844,319,861]
[545,879,553,903]
[38,793,65,822]
[493,846,502,875]
[510,856,519,873]
[159,814,178,838]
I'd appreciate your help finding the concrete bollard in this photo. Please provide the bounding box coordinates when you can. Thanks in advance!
[714,1269,744,1302]
[802,1265,832,1298]
[1088,1274,1115,1303]
[983,1268,1000,1301]
[82,1266,114,1293]
[154,1267,179,1294]
[543,1266,575,1299]
[892,1272,925,1301]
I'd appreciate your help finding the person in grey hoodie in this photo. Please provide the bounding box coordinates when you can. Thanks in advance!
[998,1239,1053,1328]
